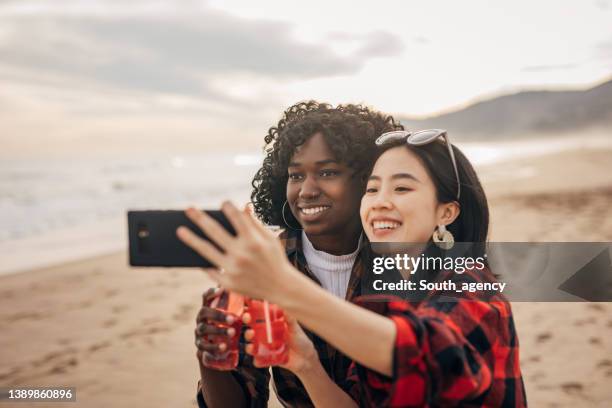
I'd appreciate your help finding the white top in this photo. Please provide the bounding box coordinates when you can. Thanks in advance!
[301,231,360,299]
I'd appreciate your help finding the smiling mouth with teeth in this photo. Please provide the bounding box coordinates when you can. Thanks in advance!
[300,206,330,215]
[372,221,401,230]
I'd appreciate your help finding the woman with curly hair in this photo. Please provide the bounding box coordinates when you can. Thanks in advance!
[191,101,403,407]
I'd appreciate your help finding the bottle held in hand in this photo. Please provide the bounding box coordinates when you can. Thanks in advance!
[202,290,244,370]
[247,299,289,366]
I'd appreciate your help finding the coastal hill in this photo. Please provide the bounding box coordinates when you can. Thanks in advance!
[399,77,612,140]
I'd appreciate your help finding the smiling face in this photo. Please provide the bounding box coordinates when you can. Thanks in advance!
[360,146,459,243]
[286,132,363,239]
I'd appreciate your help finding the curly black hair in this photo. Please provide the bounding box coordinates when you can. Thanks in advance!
[251,100,404,226]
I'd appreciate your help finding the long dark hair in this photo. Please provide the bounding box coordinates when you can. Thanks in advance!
[251,100,403,226]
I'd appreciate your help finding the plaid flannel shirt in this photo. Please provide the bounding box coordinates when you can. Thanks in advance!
[197,229,366,407]
[349,267,527,407]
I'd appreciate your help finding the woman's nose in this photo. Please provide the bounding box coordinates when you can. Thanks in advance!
[299,176,321,200]
[371,190,393,209]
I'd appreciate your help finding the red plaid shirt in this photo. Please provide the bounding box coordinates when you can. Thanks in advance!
[349,267,527,407]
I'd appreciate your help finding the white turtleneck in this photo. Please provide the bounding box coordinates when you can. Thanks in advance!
[301,230,360,299]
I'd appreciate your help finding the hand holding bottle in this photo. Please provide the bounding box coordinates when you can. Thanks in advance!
[243,307,317,375]
[195,288,244,370]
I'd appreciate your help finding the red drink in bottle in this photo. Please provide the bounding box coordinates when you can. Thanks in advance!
[247,299,289,366]
[202,290,244,370]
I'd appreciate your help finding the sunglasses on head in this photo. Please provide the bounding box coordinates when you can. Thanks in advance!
[375,129,461,200]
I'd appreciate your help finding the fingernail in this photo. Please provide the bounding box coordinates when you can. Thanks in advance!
[226,315,235,324]
[227,328,236,337]
[218,343,227,351]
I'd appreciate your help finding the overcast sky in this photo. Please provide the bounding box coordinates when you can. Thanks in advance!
[1,0,611,155]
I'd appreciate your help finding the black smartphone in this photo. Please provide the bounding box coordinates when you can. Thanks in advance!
[127,210,235,267]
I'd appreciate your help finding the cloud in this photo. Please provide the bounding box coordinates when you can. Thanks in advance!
[0,4,404,101]
[0,0,406,156]
[354,31,405,58]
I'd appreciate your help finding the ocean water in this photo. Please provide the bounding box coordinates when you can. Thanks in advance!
[0,152,260,275]
[1,137,609,275]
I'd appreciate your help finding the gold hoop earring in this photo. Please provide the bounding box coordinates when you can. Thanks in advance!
[433,224,454,250]
[282,200,302,231]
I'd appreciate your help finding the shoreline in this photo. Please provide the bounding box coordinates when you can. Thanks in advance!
[0,218,126,277]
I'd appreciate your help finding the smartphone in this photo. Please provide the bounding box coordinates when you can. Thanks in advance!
[127,210,235,267]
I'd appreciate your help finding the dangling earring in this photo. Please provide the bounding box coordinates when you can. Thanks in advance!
[433,224,454,250]
[282,200,302,231]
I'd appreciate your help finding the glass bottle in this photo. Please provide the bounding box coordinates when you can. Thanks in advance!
[201,290,244,370]
[247,299,289,366]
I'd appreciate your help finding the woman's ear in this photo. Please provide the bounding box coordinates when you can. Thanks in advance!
[436,201,460,227]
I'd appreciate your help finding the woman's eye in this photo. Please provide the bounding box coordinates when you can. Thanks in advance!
[365,187,378,193]
[320,169,339,177]
[288,173,304,181]
[395,186,413,192]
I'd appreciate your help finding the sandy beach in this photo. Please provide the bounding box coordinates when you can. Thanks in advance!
[1,146,612,407]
